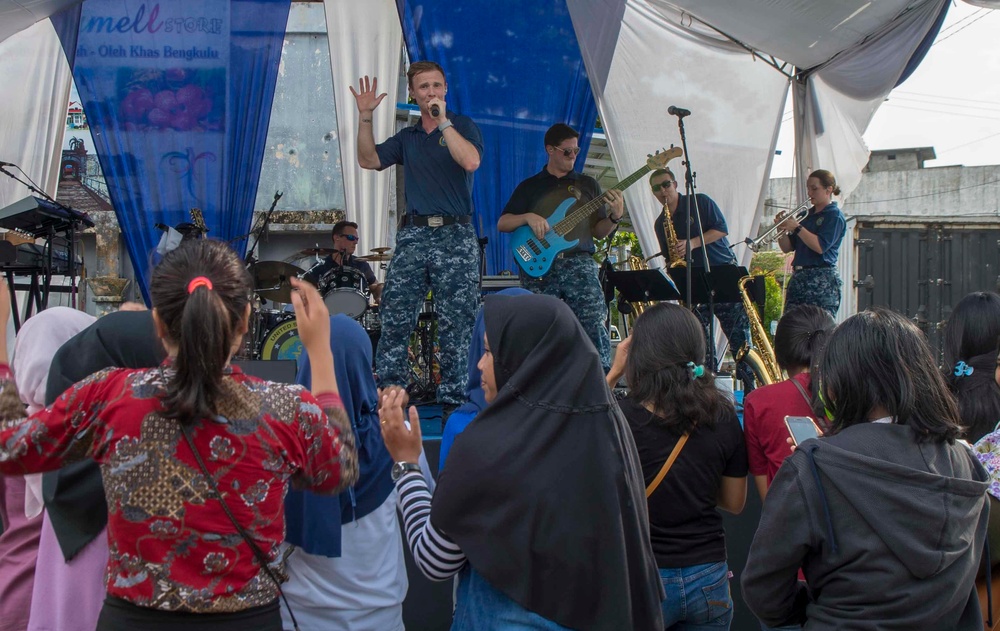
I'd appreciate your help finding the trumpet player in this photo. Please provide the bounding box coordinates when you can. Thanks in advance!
[775,169,847,317]
[649,169,749,375]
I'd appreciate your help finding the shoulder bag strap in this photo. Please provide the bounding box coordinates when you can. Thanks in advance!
[645,433,689,498]
[180,425,300,631]
[790,377,828,432]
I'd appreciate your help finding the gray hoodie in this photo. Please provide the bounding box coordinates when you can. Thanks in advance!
[742,422,989,630]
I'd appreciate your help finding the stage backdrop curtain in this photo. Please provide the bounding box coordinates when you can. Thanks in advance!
[568,0,789,272]
[0,19,73,209]
[323,0,402,264]
[60,0,290,303]
[395,0,599,275]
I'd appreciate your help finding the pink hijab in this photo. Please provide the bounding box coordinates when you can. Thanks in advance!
[12,307,97,516]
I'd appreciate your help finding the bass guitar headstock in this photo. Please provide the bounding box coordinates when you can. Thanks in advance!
[646,146,683,170]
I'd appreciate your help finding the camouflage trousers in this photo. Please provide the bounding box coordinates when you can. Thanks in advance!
[786,267,842,317]
[520,255,611,371]
[375,223,480,404]
[695,301,750,372]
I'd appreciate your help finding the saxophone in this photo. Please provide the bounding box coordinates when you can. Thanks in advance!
[622,255,651,330]
[663,202,686,268]
[735,275,782,387]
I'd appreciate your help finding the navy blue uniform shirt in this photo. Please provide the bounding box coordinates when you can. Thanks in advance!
[375,111,483,217]
[790,202,846,267]
[654,193,736,267]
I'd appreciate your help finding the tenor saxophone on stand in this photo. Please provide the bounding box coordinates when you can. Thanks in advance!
[735,275,782,387]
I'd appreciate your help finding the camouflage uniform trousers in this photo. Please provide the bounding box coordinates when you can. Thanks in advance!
[786,267,842,318]
[375,223,480,405]
[520,255,611,371]
[694,301,750,373]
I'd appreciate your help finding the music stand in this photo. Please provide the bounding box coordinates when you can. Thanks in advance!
[608,268,682,304]
[667,264,748,306]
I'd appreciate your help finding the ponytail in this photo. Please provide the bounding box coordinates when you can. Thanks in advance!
[151,240,251,425]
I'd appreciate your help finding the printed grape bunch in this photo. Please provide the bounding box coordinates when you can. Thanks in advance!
[120,69,219,132]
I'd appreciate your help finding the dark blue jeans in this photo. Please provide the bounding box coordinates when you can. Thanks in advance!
[660,561,734,630]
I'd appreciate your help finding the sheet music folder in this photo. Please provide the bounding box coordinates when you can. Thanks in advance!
[608,268,681,303]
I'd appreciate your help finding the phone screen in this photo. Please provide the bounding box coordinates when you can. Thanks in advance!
[785,416,821,446]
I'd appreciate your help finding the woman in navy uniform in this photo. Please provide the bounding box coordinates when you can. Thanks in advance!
[776,169,847,317]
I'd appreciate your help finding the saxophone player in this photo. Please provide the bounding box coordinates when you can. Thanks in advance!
[648,169,750,375]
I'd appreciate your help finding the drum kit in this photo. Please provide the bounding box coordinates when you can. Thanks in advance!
[242,247,393,361]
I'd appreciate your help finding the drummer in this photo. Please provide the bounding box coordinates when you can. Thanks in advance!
[306,220,383,303]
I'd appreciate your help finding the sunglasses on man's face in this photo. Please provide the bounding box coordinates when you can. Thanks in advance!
[650,181,675,193]
[338,234,359,242]
[554,146,581,158]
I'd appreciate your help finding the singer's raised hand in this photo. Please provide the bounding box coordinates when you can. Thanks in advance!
[350,75,387,113]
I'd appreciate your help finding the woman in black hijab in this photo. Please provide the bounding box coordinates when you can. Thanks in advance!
[380,293,663,630]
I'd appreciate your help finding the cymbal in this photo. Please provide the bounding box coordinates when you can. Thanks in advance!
[299,247,335,256]
[357,252,392,262]
[250,261,305,303]
[371,246,392,253]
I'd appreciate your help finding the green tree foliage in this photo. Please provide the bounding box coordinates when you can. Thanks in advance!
[749,251,792,344]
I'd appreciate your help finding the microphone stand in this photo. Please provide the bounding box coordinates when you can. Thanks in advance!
[673,110,717,370]
[598,223,619,339]
[244,190,282,266]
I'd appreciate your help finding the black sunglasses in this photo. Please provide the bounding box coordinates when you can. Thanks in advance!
[337,234,359,242]
[650,181,675,193]
[555,146,581,158]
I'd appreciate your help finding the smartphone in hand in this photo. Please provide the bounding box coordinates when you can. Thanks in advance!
[785,415,821,446]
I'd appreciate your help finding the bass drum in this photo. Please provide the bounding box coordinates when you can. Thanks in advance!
[260,316,303,362]
[320,267,369,318]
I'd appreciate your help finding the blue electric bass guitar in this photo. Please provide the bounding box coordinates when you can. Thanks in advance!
[510,147,682,277]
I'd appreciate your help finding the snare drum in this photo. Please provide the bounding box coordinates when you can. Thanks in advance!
[319,267,369,318]
[260,316,303,361]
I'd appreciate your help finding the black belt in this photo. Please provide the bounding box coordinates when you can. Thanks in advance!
[403,214,471,227]
[793,264,833,271]
[557,250,594,259]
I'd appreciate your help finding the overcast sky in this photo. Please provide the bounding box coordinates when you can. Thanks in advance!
[770,1,1000,178]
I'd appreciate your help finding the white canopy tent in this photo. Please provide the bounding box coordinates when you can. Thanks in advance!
[567,0,951,278]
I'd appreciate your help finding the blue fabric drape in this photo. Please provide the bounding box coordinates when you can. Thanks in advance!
[60,0,290,303]
[395,0,599,274]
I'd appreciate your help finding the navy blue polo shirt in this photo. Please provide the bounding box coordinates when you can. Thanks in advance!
[375,112,483,217]
[791,202,846,267]
[501,168,608,254]
[659,193,736,267]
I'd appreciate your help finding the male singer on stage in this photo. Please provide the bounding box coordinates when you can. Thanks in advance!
[498,123,624,371]
[306,220,383,303]
[649,168,749,374]
[352,61,483,413]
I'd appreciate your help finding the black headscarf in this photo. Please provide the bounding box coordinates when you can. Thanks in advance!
[41,310,165,560]
[430,294,664,631]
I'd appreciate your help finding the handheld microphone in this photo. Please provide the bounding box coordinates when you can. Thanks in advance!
[430,104,441,118]
[667,106,691,118]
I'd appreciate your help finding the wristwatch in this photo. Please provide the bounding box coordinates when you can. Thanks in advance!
[437,119,453,132]
[791,225,803,236]
[391,461,422,481]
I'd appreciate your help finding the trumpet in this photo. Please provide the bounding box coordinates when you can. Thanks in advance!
[744,201,812,252]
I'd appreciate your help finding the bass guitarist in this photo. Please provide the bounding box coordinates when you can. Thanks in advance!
[498,123,624,371]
